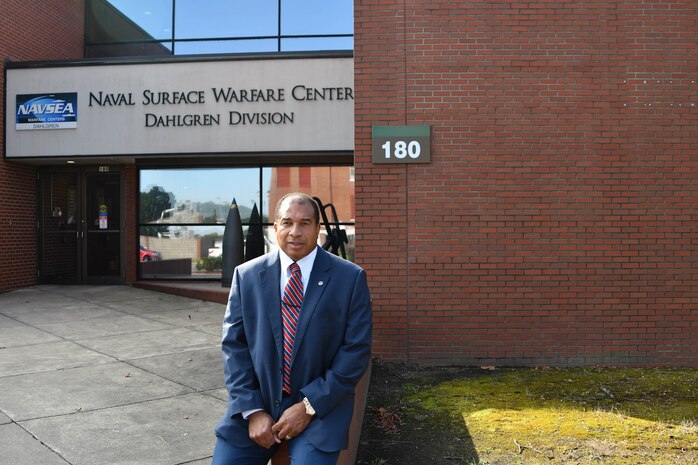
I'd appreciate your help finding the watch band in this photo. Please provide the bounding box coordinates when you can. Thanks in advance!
[302,397,316,416]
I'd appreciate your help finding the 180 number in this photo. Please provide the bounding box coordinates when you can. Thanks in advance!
[381,140,422,159]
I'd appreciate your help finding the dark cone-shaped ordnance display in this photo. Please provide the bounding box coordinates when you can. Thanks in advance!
[245,203,265,262]
[222,198,244,288]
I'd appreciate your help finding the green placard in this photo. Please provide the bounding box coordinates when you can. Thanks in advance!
[372,125,431,164]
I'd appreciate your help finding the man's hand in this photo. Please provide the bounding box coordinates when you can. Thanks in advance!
[271,402,313,441]
[248,411,281,448]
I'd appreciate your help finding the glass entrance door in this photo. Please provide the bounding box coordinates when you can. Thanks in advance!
[38,168,123,285]
[83,171,122,283]
[38,171,80,284]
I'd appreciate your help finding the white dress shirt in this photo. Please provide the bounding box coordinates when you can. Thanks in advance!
[278,246,317,299]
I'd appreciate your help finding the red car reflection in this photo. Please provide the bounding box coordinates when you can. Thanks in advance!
[140,245,160,262]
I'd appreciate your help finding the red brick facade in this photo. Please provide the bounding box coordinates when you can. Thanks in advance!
[354,1,697,365]
[0,0,85,293]
[123,165,138,284]
[1,1,696,367]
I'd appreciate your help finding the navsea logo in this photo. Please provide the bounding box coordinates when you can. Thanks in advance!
[16,93,78,130]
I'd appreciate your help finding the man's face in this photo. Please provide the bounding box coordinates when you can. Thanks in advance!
[274,198,320,262]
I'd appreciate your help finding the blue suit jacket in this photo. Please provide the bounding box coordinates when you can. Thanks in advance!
[215,247,372,452]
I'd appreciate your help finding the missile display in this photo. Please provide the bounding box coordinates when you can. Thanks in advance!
[221,198,244,288]
[245,203,265,261]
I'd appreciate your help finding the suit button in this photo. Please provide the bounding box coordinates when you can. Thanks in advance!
[274,400,280,407]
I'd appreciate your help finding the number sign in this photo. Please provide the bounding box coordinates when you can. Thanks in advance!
[372,125,431,164]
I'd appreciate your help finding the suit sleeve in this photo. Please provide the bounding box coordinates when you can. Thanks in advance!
[221,267,264,417]
[300,268,372,417]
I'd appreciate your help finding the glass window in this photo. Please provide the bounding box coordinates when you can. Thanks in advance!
[173,39,277,55]
[139,165,355,280]
[265,166,355,222]
[85,42,173,58]
[281,37,353,52]
[175,0,278,39]
[105,0,174,41]
[281,0,353,36]
[299,167,311,188]
[86,0,353,56]
[140,168,261,225]
[86,0,174,57]
[139,225,231,279]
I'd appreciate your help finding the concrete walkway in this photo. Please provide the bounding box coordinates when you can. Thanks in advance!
[0,285,228,465]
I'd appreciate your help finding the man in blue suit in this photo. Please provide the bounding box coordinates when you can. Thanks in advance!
[212,192,372,465]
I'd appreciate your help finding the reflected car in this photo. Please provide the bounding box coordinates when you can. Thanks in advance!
[140,245,161,261]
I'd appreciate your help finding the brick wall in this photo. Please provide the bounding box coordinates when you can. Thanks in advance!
[0,1,85,293]
[124,165,137,284]
[355,1,697,366]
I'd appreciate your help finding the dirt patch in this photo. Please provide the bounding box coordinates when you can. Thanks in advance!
[357,359,487,465]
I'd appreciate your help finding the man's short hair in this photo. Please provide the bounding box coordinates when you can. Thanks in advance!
[274,192,320,225]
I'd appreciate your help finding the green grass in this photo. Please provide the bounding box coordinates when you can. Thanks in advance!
[408,367,698,465]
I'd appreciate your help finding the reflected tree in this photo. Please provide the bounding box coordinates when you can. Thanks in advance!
[140,185,174,236]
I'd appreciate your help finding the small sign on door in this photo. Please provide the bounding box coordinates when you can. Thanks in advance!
[99,204,108,229]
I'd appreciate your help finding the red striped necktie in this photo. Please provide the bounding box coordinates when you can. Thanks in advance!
[281,262,303,395]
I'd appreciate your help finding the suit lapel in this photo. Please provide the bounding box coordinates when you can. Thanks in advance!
[260,253,283,361]
[291,248,331,366]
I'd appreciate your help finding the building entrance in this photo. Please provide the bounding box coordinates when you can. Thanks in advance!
[38,168,123,284]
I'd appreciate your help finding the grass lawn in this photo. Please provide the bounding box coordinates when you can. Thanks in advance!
[411,367,698,465]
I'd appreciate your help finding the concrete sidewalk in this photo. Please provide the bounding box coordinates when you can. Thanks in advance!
[0,285,228,465]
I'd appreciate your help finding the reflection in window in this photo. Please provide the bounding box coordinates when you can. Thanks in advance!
[139,165,355,279]
[266,166,355,221]
[277,167,290,188]
[282,37,353,52]
[140,168,261,225]
[105,0,173,40]
[281,0,353,36]
[86,0,353,57]
[299,167,311,188]
[86,0,174,56]
[174,39,277,56]
[175,0,278,39]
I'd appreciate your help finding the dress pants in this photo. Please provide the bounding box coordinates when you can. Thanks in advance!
[211,397,340,465]
[211,434,339,465]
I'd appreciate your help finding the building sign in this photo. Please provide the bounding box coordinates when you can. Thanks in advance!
[5,57,353,158]
[15,93,77,130]
[372,125,431,164]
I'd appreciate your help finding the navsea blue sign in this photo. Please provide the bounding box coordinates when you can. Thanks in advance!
[16,93,78,130]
